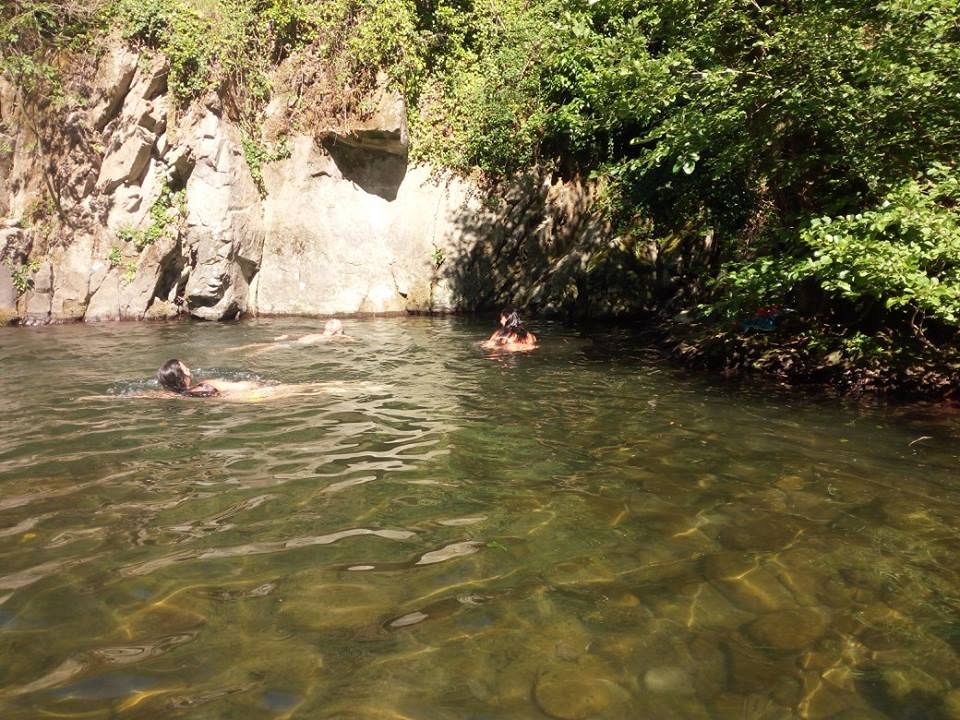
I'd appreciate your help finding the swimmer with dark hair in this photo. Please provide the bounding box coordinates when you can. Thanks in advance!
[157,359,221,397]
[148,359,380,403]
[481,310,538,352]
[156,359,279,399]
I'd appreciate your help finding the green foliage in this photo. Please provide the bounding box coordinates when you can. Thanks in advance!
[121,260,138,284]
[241,135,290,196]
[717,165,960,327]
[116,225,137,245]
[0,1,102,98]
[9,258,41,295]
[431,244,445,270]
[114,183,185,250]
[107,246,122,267]
[111,0,218,100]
[411,0,563,174]
[796,166,960,324]
[106,0,427,105]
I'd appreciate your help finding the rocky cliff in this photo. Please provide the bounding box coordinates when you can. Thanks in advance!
[0,41,638,325]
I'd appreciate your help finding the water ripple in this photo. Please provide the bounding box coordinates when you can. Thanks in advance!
[1,318,960,719]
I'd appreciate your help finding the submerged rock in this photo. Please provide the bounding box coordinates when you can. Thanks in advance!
[746,608,829,651]
[533,665,612,720]
[644,666,695,695]
[945,688,960,720]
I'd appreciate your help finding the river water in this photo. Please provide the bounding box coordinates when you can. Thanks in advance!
[0,317,959,719]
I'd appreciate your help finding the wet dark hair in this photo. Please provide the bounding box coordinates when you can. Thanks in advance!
[157,359,189,392]
[495,310,529,342]
[157,359,219,397]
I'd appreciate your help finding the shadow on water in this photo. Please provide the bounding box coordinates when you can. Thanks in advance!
[0,317,959,718]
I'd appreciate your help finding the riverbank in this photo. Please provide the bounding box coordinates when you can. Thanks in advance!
[663,315,960,402]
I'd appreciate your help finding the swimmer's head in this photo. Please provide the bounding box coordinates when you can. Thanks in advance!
[157,359,191,393]
[323,319,344,336]
[497,310,529,341]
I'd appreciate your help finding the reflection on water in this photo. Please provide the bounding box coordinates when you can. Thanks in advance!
[1,317,959,719]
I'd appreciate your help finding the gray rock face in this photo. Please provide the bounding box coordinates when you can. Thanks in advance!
[0,264,15,322]
[1,40,623,325]
[254,138,473,316]
[97,127,154,194]
[86,232,183,321]
[182,111,264,320]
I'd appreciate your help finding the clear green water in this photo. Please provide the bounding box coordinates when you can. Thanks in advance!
[1,318,959,720]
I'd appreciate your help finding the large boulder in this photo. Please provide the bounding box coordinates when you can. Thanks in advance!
[88,43,139,132]
[85,231,183,321]
[97,126,154,193]
[253,136,473,316]
[49,236,97,321]
[182,111,264,320]
[0,264,16,323]
[20,259,53,324]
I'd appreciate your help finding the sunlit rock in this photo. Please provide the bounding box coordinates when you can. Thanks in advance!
[704,553,797,613]
[0,262,17,322]
[182,111,264,320]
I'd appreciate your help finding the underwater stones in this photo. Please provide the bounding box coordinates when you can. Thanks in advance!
[798,671,868,720]
[122,601,207,638]
[944,688,960,720]
[544,555,617,588]
[769,548,827,606]
[879,666,946,702]
[746,608,829,651]
[717,517,801,552]
[278,582,393,632]
[880,498,941,531]
[672,582,754,630]
[724,641,796,696]
[533,664,614,720]
[710,693,793,720]
[685,636,728,699]
[775,475,807,491]
[704,553,796,613]
[643,666,695,695]
[829,709,891,720]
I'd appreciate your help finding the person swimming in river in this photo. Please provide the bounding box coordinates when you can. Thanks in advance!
[228,319,353,353]
[481,310,538,352]
[151,358,379,402]
[157,359,250,398]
